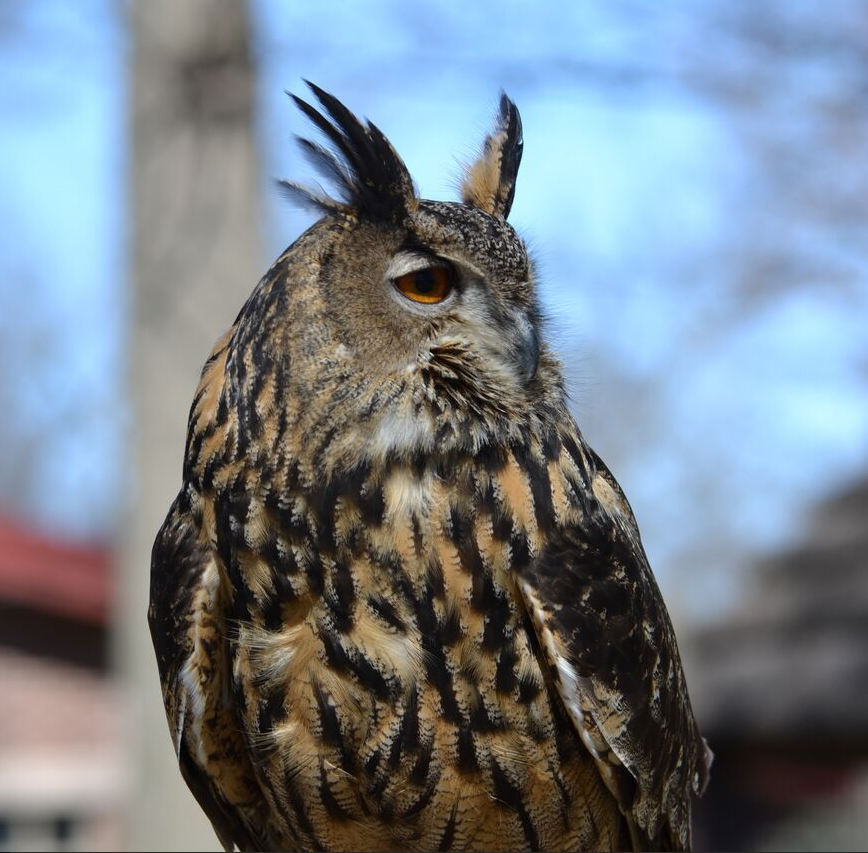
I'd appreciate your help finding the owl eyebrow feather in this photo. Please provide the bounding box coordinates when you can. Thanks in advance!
[279,81,418,224]
[384,251,452,281]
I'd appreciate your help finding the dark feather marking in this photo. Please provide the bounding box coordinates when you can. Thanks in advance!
[431,447,461,480]
[312,425,338,471]
[213,493,254,622]
[265,483,312,541]
[481,584,511,651]
[517,671,542,704]
[490,760,539,852]
[358,479,386,527]
[356,651,393,701]
[438,605,462,646]
[409,450,428,478]
[285,81,415,223]
[561,432,593,490]
[427,551,446,599]
[509,529,531,571]
[364,749,381,777]
[318,621,352,675]
[310,476,339,553]
[369,769,390,797]
[447,503,472,548]
[409,738,433,785]
[470,698,505,733]
[367,594,407,633]
[260,530,295,578]
[485,480,514,541]
[317,628,394,701]
[541,430,562,462]
[260,582,286,633]
[513,441,555,533]
[185,424,208,477]
[302,549,326,597]
[313,680,357,775]
[456,725,478,774]
[201,453,218,491]
[437,806,458,852]
[319,762,352,821]
[449,505,489,626]
[388,690,420,770]
[372,547,418,603]
[424,641,461,724]
[402,779,438,818]
[258,686,287,735]
[495,641,518,694]
[346,523,365,558]
[476,441,508,472]
[401,687,420,753]
[414,580,437,636]
[339,459,371,498]
[493,92,524,219]
[327,558,355,633]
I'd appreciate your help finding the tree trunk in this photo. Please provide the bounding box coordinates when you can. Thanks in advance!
[121,1,260,849]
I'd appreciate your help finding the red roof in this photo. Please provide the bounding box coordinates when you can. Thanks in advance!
[0,516,112,625]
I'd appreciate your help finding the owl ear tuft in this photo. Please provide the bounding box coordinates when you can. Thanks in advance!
[282,81,418,224]
[460,93,524,220]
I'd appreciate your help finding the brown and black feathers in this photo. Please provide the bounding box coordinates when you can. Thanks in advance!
[149,82,710,852]
[460,92,523,219]
[281,80,417,223]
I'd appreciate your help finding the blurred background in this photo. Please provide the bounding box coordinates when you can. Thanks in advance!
[0,0,866,850]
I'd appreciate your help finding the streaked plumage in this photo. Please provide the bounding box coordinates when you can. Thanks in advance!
[149,83,711,852]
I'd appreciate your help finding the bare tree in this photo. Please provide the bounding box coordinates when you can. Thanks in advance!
[119,1,260,849]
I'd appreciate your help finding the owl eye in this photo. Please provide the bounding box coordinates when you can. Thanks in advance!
[393,266,453,304]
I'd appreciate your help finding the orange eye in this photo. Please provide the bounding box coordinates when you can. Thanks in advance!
[393,266,453,304]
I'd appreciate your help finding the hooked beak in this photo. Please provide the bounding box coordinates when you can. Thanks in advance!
[509,310,540,386]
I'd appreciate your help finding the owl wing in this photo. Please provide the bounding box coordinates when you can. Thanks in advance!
[517,443,711,851]
[149,491,269,853]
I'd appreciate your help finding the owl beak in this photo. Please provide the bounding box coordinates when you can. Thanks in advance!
[511,311,540,386]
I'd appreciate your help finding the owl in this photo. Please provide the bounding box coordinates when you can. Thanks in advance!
[149,82,711,852]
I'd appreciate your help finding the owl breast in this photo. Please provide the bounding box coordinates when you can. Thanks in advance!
[215,433,628,852]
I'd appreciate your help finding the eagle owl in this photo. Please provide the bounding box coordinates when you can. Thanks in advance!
[149,82,710,852]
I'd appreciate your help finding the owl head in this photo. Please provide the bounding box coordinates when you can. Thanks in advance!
[247,83,567,471]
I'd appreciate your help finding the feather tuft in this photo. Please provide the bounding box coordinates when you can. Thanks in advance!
[282,81,417,223]
[460,92,523,219]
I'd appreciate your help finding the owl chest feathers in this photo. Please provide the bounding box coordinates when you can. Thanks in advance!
[192,421,623,850]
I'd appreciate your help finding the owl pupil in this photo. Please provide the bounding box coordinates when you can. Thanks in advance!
[414,270,435,293]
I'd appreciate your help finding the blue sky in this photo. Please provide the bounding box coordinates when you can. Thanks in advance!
[0,0,125,540]
[1,0,866,622]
